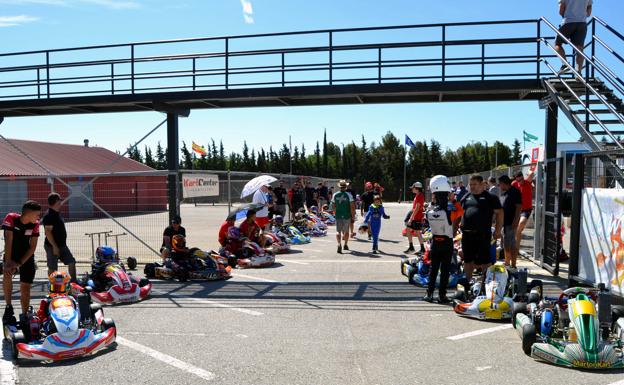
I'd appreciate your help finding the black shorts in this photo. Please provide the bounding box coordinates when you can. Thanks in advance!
[461,232,492,265]
[556,22,588,46]
[7,256,36,284]
[407,221,422,231]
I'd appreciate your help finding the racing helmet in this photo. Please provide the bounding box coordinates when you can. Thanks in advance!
[273,215,284,226]
[171,234,186,252]
[49,271,70,293]
[309,206,318,214]
[227,226,241,240]
[295,212,304,220]
[429,175,451,193]
[96,245,117,263]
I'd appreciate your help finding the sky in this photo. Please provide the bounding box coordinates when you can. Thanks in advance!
[0,0,623,155]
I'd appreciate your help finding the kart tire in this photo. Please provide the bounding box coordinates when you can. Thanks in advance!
[407,269,416,285]
[453,290,466,302]
[612,305,624,324]
[0,261,3,276]
[90,303,103,321]
[144,263,156,279]
[528,280,543,301]
[178,269,189,282]
[521,324,537,355]
[227,256,238,268]
[11,331,25,360]
[77,293,92,323]
[512,302,528,329]
[102,318,116,336]
[127,257,138,270]
[139,278,149,287]
[18,314,31,341]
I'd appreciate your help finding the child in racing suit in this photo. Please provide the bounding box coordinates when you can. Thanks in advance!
[423,175,462,304]
[222,227,244,258]
[168,234,196,271]
[36,271,71,335]
[364,196,390,253]
[86,245,117,291]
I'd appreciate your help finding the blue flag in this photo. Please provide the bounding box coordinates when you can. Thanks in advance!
[405,135,415,147]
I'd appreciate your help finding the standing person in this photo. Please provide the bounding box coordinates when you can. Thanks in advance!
[273,180,288,217]
[451,181,457,192]
[290,181,306,216]
[455,181,467,202]
[555,0,593,74]
[488,177,500,198]
[460,175,504,281]
[423,176,463,303]
[364,196,390,253]
[42,193,77,281]
[360,182,376,240]
[404,182,426,254]
[161,216,186,261]
[304,181,318,210]
[2,201,42,325]
[252,185,271,230]
[345,181,357,237]
[317,182,329,210]
[512,170,535,251]
[498,175,522,268]
[331,180,356,254]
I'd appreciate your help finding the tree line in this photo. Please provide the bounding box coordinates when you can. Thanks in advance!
[128,131,522,200]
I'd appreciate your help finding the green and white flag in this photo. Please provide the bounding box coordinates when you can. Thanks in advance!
[523,130,538,143]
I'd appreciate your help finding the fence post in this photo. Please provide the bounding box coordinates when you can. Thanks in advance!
[227,170,232,215]
[167,113,180,221]
[568,154,584,286]
[533,162,543,265]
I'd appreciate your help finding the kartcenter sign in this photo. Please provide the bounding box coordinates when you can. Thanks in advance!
[182,174,219,198]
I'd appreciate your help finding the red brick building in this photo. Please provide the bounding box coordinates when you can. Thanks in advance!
[0,139,167,219]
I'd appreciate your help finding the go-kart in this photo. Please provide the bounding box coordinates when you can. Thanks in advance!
[144,249,232,282]
[264,233,291,254]
[453,263,542,320]
[400,245,464,288]
[281,225,311,245]
[513,285,624,369]
[5,293,116,361]
[224,240,276,268]
[320,211,336,225]
[71,262,152,305]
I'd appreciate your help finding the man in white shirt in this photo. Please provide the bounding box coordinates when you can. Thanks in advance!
[252,185,271,230]
[555,0,593,74]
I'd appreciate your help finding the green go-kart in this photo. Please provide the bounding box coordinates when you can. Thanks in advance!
[513,285,624,369]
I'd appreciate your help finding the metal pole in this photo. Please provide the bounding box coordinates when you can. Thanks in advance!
[403,143,407,203]
[568,153,584,286]
[227,170,232,214]
[289,135,293,175]
[329,31,333,85]
[533,161,543,264]
[167,113,180,221]
[441,25,446,81]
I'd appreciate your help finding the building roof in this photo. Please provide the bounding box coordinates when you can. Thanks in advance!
[0,138,155,176]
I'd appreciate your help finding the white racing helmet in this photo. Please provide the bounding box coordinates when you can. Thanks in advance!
[429,175,451,193]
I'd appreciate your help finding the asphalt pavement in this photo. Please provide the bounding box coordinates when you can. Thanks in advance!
[3,203,623,385]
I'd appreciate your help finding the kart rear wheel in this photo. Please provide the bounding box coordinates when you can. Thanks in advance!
[144,263,156,279]
[521,324,537,355]
[512,302,528,329]
[90,303,103,320]
[127,257,137,270]
[528,280,543,303]
[77,293,92,323]
[177,269,189,282]
[453,290,466,302]
[11,331,25,360]
[227,256,237,268]
[139,278,150,287]
[18,314,31,342]
[612,305,624,324]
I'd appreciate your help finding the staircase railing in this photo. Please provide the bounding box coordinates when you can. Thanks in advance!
[539,17,624,150]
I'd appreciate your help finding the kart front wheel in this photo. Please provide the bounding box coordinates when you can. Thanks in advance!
[144,263,156,279]
[127,257,138,270]
[512,302,528,329]
[521,324,537,355]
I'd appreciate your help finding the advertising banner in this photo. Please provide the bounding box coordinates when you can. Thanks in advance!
[579,188,624,295]
[182,174,219,198]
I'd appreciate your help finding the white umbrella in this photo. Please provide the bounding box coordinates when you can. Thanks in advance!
[240,174,277,199]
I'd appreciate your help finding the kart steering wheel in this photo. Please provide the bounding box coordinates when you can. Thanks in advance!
[557,287,598,311]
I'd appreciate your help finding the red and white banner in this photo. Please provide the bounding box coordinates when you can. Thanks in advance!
[182,174,219,198]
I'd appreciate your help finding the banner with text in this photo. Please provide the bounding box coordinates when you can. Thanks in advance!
[182,174,219,198]
[579,188,624,296]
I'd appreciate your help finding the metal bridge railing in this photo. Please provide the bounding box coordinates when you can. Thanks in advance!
[0,19,558,100]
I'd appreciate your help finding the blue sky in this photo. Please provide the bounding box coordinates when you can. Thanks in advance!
[0,0,623,155]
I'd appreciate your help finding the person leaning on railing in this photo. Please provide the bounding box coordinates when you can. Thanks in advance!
[555,0,593,75]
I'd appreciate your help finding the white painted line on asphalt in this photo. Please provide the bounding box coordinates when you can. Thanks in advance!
[280,260,310,265]
[446,324,513,340]
[607,380,624,385]
[152,290,264,316]
[233,273,286,284]
[0,342,17,385]
[124,332,212,337]
[475,366,492,371]
[283,259,398,263]
[117,337,215,382]
[236,334,248,339]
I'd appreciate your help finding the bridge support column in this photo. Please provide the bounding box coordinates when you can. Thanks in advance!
[542,102,559,272]
[167,112,180,221]
[544,102,558,161]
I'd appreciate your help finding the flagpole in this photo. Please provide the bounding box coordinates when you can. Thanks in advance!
[403,141,407,203]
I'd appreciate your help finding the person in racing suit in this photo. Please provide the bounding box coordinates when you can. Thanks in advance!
[36,271,71,335]
[86,245,118,291]
[423,175,463,304]
[222,227,244,258]
[167,234,195,272]
[364,196,390,253]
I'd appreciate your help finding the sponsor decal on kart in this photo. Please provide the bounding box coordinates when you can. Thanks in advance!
[118,295,139,302]
[532,347,560,364]
[571,360,612,369]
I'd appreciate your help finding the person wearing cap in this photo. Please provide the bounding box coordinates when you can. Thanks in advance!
[252,185,271,230]
[161,215,186,261]
[218,213,237,247]
[331,180,356,254]
[405,182,426,254]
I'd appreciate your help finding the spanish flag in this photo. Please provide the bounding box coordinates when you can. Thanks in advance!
[192,141,207,156]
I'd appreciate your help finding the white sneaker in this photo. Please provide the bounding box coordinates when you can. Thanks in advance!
[557,65,571,76]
